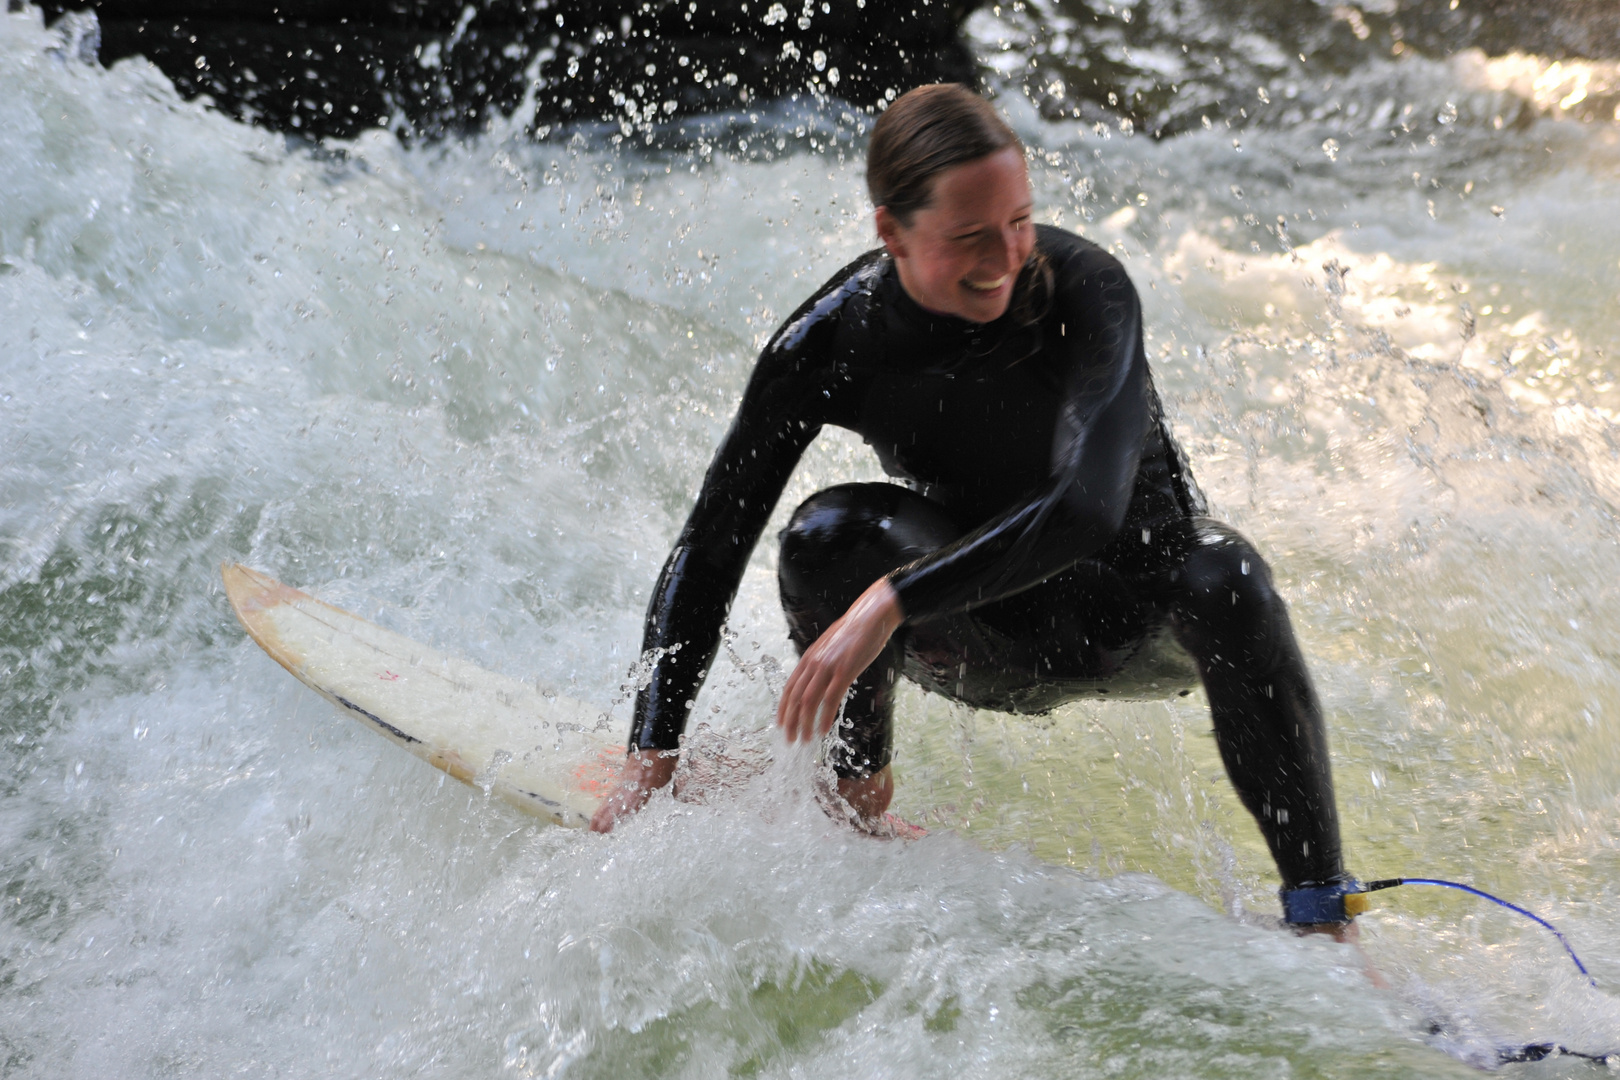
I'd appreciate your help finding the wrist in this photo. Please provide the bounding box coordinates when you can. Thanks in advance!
[863,576,905,634]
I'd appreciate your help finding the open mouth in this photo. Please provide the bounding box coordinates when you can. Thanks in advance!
[963,274,1009,293]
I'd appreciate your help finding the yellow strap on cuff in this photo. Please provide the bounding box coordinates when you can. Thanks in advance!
[1343,891,1370,917]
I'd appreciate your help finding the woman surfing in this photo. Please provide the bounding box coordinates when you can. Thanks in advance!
[590,83,1357,932]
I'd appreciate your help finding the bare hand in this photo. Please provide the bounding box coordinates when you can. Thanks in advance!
[589,750,677,833]
[777,578,904,743]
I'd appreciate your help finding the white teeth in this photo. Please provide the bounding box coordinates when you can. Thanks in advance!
[963,275,1008,292]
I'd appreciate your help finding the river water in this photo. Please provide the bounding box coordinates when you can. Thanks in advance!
[3,4,1620,1075]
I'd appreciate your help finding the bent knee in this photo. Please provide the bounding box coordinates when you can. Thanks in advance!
[779,485,959,631]
[780,483,886,560]
[1177,524,1278,612]
[779,483,957,586]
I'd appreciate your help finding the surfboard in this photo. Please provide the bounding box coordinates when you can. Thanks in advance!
[221,563,621,827]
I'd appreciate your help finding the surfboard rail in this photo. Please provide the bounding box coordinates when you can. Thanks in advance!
[221,563,621,827]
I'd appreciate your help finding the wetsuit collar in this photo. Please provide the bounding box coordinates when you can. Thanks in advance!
[884,260,997,338]
[878,259,1017,373]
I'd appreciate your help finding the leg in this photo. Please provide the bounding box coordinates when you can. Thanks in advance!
[1163,521,1345,890]
[778,484,961,808]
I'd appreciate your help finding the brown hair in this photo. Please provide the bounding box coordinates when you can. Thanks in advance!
[868,84,1050,334]
[866,84,1023,224]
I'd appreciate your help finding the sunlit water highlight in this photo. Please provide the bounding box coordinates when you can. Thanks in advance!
[2,6,1619,1075]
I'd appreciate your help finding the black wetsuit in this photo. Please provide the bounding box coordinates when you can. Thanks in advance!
[628,225,1346,891]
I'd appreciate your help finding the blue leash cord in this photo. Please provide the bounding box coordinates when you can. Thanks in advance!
[1289,875,1613,1063]
[1363,877,1596,987]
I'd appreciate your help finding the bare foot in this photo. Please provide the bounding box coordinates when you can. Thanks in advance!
[1295,919,1389,988]
[836,765,894,820]
[813,765,926,839]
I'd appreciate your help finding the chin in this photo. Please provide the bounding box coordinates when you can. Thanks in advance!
[957,292,1012,323]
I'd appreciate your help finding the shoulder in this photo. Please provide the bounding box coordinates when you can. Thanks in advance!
[764,248,888,357]
[1032,224,1140,328]
[1034,224,1128,282]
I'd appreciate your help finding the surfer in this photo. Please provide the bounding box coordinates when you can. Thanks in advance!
[590,84,1357,930]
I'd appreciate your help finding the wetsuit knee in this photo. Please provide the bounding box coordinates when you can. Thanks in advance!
[1170,523,1290,672]
[778,483,958,639]
[1177,523,1273,600]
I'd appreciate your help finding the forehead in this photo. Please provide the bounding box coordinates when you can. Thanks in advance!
[926,148,1031,222]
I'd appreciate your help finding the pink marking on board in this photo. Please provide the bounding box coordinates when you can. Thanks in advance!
[573,747,623,796]
[379,670,401,681]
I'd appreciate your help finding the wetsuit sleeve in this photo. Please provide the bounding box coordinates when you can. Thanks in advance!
[626,267,865,753]
[889,246,1150,620]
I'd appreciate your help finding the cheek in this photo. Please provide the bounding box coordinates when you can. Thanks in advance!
[1017,231,1037,265]
[924,247,973,289]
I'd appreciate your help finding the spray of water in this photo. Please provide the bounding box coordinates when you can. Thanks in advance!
[3,5,1619,1074]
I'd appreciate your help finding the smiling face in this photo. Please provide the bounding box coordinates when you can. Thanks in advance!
[874,146,1035,325]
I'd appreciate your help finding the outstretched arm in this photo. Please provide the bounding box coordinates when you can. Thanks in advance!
[590,389,814,831]
[591,255,878,831]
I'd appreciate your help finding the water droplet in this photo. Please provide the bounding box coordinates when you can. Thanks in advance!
[1321,138,1340,162]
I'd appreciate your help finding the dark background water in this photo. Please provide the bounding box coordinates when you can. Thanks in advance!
[30,0,1620,141]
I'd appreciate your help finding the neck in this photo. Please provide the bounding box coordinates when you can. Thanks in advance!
[891,257,987,325]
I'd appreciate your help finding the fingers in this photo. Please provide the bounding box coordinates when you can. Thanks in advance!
[776,578,904,745]
[809,667,852,738]
[589,786,631,832]
[778,635,820,740]
[777,658,811,734]
[783,660,857,741]
[778,655,823,741]
[779,654,844,743]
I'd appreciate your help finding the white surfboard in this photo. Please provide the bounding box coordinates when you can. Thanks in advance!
[222,563,622,827]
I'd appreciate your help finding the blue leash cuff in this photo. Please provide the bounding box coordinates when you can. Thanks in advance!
[1280,880,1367,925]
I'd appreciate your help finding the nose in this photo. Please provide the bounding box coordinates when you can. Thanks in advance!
[987,225,1021,273]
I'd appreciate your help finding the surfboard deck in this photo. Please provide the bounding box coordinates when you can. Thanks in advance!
[221,563,621,827]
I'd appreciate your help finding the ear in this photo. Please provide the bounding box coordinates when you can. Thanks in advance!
[874,206,909,260]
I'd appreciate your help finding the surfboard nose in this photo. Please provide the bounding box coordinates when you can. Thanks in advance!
[222,563,306,614]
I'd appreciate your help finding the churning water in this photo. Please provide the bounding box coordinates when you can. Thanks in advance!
[3,5,1620,1075]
